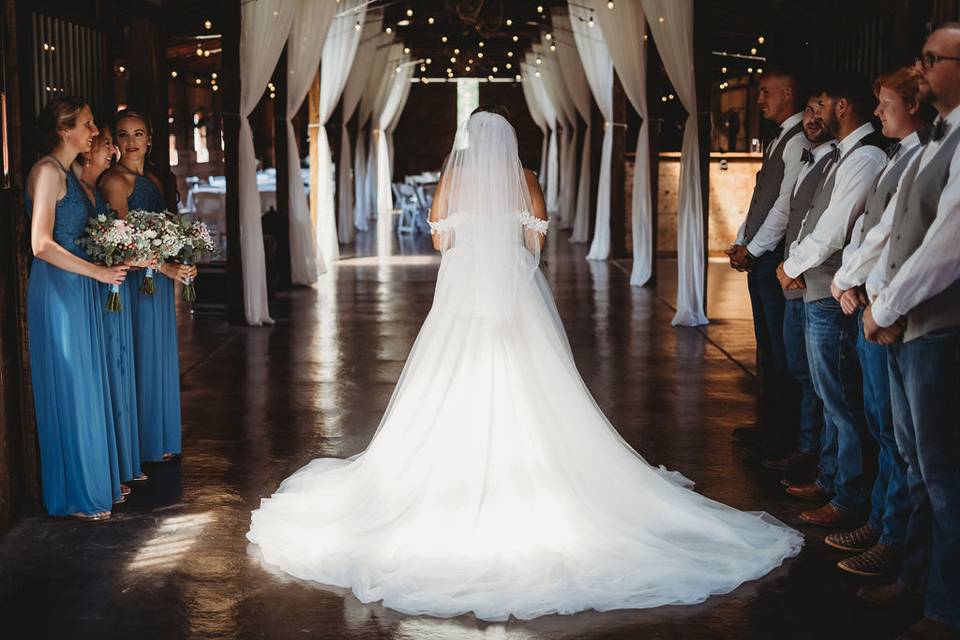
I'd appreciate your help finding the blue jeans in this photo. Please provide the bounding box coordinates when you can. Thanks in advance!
[783,298,823,453]
[856,310,908,548]
[804,298,868,513]
[747,251,794,452]
[889,328,960,629]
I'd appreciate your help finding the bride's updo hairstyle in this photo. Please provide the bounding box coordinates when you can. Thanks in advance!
[471,104,512,124]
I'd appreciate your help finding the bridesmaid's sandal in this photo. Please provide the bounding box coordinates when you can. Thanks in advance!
[120,483,132,496]
[66,511,111,522]
[130,473,149,482]
[113,494,127,505]
[161,452,180,461]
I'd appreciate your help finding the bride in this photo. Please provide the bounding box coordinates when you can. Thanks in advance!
[247,106,803,621]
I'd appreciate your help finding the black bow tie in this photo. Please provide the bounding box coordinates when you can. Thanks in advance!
[932,119,948,141]
[886,142,901,159]
[801,148,815,164]
[828,145,841,164]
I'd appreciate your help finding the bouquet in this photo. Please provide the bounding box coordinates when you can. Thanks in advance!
[126,210,184,295]
[171,217,219,302]
[77,211,152,312]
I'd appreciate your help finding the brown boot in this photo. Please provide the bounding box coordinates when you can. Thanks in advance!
[762,450,818,472]
[837,544,899,577]
[897,617,959,639]
[800,503,856,527]
[825,524,881,552]
[786,482,832,502]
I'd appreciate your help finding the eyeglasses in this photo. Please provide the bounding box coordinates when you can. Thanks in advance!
[917,52,960,70]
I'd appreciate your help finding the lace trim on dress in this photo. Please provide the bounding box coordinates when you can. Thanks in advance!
[428,211,549,235]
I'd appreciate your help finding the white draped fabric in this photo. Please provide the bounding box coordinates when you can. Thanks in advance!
[239,0,293,325]
[641,0,707,326]
[519,64,549,183]
[553,11,593,244]
[524,54,559,215]
[592,0,653,286]
[285,0,336,285]
[355,34,393,229]
[570,4,614,261]
[375,48,413,216]
[536,41,577,229]
[337,17,380,242]
[313,0,365,271]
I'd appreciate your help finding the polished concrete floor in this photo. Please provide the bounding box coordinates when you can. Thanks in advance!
[0,230,922,639]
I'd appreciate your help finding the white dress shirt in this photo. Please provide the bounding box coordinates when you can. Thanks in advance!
[734,112,810,256]
[783,123,888,279]
[868,105,960,327]
[833,130,923,291]
[793,139,838,195]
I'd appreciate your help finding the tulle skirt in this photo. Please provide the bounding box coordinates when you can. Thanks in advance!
[248,257,803,621]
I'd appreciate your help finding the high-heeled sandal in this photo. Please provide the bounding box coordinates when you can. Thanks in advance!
[64,511,111,522]
[120,483,132,496]
[129,473,149,482]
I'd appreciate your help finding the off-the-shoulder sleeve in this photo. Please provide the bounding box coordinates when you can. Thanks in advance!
[518,211,549,235]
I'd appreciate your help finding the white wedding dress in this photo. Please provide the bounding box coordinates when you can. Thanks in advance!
[247,113,802,621]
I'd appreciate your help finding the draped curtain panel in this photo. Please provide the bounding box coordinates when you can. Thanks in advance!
[520,62,549,186]
[524,53,559,215]
[239,0,294,325]
[337,16,380,243]
[537,40,577,229]
[285,0,336,285]
[641,0,708,326]
[355,33,393,229]
[314,0,365,271]
[569,3,614,262]
[591,0,653,287]
[552,10,593,242]
[362,38,396,223]
[375,49,413,216]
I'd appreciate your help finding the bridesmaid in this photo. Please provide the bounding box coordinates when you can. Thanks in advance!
[25,96,129,520]
[101,109,195,463]
[75,124,146,492]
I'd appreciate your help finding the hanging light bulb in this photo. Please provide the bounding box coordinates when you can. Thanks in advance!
[454,48,460,54]
[512,35,519,42]
[396,65,402,72]
[404,47,410,54]
[758,35,765,44]
[536,57,542,65]
[535,70,541,77]
[405,8,413,17]
[196,47,203,56]
[506,18,513,26]
[450,56,457,63]
[515,74,522,81]
[170,70,178,78]
[757,67,764,74]
[488,74,494,81]
[537,5,544,13]
[447,67,453,74]
[505,63,512,69]
[750,47,757,55]
[441,35,448,43]
[385,26,392,34]
[588,16,595,27]
[721,66,727,74]
[550,44,556,51]
[204,19,213,29]
[607,1,614,7]
[426,58,432,64]
[492,66,498,72]
[545,33,552,40]
[747,67,753,73]
[477,52,484,58]
[212,72,218,79]
[428,17,435,24]
[465,65,471,72]
[420,64,426,72]
[354,21,361,31]
[507,51,514,57]
[479,41,485,48]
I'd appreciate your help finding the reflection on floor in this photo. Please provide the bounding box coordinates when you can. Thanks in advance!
[0,230,920,639]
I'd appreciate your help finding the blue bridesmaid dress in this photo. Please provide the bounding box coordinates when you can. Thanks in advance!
[97,190,143,483]
[126,174,182,462]
[26,164,121,516]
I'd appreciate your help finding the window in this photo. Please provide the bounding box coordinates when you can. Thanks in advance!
[193,111,209,163]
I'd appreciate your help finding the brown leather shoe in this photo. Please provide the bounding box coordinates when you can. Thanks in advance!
[858,582,915,607]
[897,617,959,639]
[825,524,881,552]
[837,544,899,577]
[800,503,854,527]
[786,482,832,502]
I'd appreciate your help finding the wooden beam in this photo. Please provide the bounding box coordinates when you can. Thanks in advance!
[609,71,627,259]
[694,0,712,312]
[273,45,291,290]
[219,0,244,324]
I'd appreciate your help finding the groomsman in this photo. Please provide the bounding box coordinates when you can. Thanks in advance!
[826,67,931,579]
[727,69,809,458]
[765,94,835,479]
[858,24,960,638]
[776,71,888,527]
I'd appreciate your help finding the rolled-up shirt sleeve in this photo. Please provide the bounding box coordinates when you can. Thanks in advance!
[783,149,888,279]
[833,187,901,291]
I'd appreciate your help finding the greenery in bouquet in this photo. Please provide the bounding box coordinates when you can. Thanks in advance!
[172,217,219,303]
[77,211,152,312]
[126,210,184,295]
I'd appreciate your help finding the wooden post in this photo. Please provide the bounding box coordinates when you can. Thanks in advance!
[220,0,245,324]
[308,68,320,231]
[273,45,291,290]
[693,0,712,312]
[609,71,627,259]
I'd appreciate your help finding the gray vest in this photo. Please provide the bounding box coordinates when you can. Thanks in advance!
[797,133,886,302]
[857,144,922,243]
[742,122,804,246]
[783,152,834,300]
[883,127,960,341]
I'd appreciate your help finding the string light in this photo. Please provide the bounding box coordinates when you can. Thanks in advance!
[118,65,125,73]
[506,18,513,26]
[427,17,435,24]
[385,26,392,34]
[536,57,542,65]
[550,44,556,51]
[170,70,178,78]
[507,51,514,57]
[397,19,410,26]
[515,74,522,81]
[658,16,664,22]
[721,66,727,73]
[750,47,757,55]
[441,35,448,42]
[488,74,493,81]
[420,64,426,72]
[512,35,519,42]
[196,47,203,56]
[446,67,452,74]
[535,70,541,77]
[544,33,552,41]
[454,48,460,54]
[404,47,410,54]
[505,63,512,69]
[195,78,202,85]
[747,67,753,73]
[537,5,544,13]
[588,16,595,27]
[607,1,614,7]
[426,58,432,64]
[465,65,471,71]
[203,50,210,57]
[478,52,484,58]
[450,56,457,63]
[757,68,764,74]
[354,21,361,31]
[479,41,485,48]
[758,35,765,44]
[405,8,413,17]
[396,65,402,72]
[204,19,213,29]
[492,66,498,72]
[468,58,474,64]
[212,72,217,79]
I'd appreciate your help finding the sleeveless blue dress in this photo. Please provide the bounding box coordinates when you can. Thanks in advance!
[26,166,120,516]
[126,175,182,461]
[97,188,143,483]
